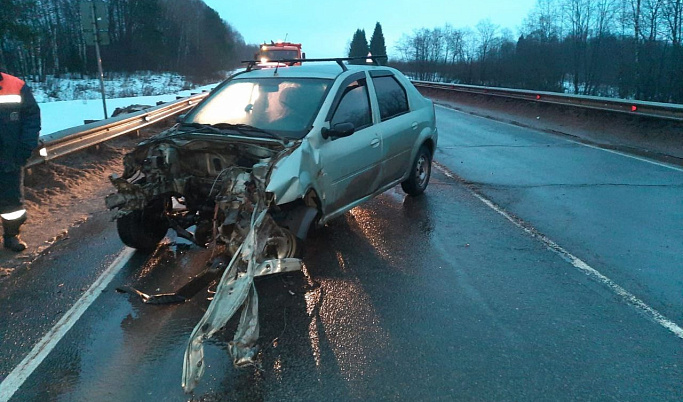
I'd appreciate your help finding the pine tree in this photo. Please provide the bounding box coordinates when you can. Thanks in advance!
[369,22,387,65]
[348,29,368,64]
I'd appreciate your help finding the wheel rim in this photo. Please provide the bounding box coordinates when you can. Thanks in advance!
[415,154,429,188]
[265,228,298,259]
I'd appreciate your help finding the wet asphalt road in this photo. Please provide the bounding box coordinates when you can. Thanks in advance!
[1,105,682,401]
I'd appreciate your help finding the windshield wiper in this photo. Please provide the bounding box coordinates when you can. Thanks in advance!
[179,122,288,144]
[212,123,288,144]
[178,122,230,135]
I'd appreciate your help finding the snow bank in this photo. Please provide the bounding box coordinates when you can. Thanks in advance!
[27,72,222,136]
[39,85,215,136]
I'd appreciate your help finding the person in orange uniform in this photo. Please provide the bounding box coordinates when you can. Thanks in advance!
[0,66,41,252]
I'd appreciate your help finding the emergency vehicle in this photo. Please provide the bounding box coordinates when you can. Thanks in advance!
[257,41,305,66]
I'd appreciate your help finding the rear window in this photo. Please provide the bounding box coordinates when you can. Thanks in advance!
[372,76,409,121]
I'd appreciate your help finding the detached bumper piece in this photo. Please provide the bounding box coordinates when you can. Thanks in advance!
[183,209,292,392]
[116,255,301,305]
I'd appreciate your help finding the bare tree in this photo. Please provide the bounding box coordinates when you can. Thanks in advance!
[444,25,467,64]
[429,27,445,65]
[583,0,620,94]
[476,19,498,82]
[628,0,644,39]
[594,0,620,36]
[662,0,683,44]
[476,19,498,60]
[522,0,564,40]
[642,0,664,40]
[389,1,681,102]
[560,0,593,93]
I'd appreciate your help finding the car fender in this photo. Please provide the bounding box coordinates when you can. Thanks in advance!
[407,96,438,158]
[266,139,322,205]
[407,125,438,169]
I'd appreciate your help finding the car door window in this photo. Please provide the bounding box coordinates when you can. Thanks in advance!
[372,75,409,121]
[330,79,372,130]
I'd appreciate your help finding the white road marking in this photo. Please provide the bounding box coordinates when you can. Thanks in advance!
[433,161,683,340]
[0,248,136,402]
[565,140,683,173]
[434,104,683,173]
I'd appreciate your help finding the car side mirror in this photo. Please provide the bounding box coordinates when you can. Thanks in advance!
[321,122,355,139]
[302,52,306,59]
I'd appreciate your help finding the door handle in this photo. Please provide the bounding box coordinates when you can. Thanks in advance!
[370,138,380,148]
[412,122,418,130]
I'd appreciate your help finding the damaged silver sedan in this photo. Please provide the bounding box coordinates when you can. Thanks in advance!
[105,60,438,392]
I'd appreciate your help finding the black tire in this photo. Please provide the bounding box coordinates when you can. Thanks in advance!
[401,145,432,196]
[116,207,169,251]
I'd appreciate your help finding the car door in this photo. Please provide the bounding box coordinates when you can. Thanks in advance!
[369,71,417,184]
[318,72,382,215]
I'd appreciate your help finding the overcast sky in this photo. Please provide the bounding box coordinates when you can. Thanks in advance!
[202,0,537,58]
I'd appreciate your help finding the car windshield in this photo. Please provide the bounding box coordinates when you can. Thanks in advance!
[185,77,331,139]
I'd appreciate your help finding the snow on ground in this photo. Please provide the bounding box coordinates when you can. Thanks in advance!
[27,72,224,135]
[30,72,197,103]
[39,83,217,135]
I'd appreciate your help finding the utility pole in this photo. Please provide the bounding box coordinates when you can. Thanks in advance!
[80,0,110,119]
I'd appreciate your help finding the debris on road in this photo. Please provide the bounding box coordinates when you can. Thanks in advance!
[105,127,307,391]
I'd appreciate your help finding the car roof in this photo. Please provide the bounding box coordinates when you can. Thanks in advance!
[234,63,399,80]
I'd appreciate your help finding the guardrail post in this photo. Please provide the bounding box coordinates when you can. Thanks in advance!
[86,144,103,155]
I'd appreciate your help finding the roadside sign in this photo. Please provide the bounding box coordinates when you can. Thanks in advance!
[80,0,109,46]
[83,29,96,46]
[93,1,110,45]
[93,1,108,29]
[79,1,95,45]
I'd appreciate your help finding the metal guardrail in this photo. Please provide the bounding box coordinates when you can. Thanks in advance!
[26,91,210,168]
[23,80,682,169]
[412,81,683,122]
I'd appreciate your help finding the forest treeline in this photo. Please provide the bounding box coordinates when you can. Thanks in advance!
[0,0,257,80]
[391,0,683,103]
[2,0,682,102]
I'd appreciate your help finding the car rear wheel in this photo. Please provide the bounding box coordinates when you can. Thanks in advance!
[116,204,169,251]
[401,145,432,196]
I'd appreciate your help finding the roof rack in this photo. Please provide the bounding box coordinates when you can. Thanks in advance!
[241,56,388,72]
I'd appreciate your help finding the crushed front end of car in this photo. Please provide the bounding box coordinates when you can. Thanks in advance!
[105,126,314,392]
[106,68,334,392]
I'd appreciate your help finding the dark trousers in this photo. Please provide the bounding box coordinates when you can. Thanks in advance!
[0,168,24,214]
[0,169,25,237]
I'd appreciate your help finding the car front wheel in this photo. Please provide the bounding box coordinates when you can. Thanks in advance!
[116,204,169,251]
[401,145,432,196]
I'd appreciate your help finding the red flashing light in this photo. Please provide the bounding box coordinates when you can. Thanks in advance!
[536,95,541,100]
[631,105,638,112]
